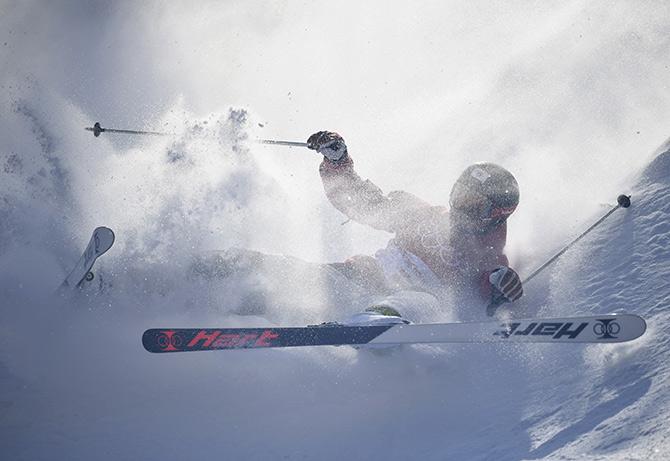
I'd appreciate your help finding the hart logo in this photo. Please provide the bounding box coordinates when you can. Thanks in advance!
[494,321,588,340]
[157,330,184,351]
[593,319,621,339]
[185,329,281,349]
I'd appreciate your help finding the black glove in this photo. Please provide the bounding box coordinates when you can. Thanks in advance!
[489,266,523,302]
[307,131,348,162]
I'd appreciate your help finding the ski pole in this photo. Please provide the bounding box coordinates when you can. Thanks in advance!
[257,139,309,147]
[522,194,631,284]
[487,194,632,316]
[86,122,311,149]
[85,122,170,137]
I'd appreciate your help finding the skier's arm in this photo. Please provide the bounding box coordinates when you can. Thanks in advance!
[478,223,523,302]
[309,131,429,232]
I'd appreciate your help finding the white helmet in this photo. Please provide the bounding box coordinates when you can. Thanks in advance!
[449,163,519,224]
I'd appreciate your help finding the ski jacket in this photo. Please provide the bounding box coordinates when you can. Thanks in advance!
[320,156,509,300]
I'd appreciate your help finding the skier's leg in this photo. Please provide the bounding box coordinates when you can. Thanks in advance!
[188,248,374,322]
[328,254,388,295]
[188,247,265,281]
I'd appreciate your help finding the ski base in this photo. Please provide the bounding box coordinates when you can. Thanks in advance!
[142,314,646,353]
[60,227,115,289]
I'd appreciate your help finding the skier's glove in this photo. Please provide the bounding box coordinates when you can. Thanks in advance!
[489,266,523,303]
[307,131,348,162]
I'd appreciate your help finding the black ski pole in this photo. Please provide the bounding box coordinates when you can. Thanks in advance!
[487,194,632,316]
[85,122,170,137]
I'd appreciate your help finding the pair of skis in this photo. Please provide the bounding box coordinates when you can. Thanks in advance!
[60,228,647,353]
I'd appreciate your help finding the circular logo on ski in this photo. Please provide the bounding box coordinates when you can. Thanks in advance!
[157,330,184,351]
[593,319,620,339]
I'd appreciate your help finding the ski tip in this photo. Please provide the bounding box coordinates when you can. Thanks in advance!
[600,313,647,342]
[629,313,647,340]
[143,329,198,353]
[93,227,115,255]
[142,329,173,353]
[94,226,115,236]
[142,329,158,353]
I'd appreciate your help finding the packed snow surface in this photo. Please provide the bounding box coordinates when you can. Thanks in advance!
[2,2,670,460]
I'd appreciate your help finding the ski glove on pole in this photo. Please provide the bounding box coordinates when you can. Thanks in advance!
[307,131,348,162]
[489,266,523,303]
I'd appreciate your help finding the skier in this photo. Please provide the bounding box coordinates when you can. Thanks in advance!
[307,131,523,324]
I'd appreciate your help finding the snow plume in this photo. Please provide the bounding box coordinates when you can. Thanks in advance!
[90,108,267,258]
[82,106,347,324]
[0,81,86,296]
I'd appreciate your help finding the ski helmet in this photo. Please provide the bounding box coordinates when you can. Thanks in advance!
[449,163,519,224]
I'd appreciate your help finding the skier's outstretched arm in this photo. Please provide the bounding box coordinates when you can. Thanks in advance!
[308,131,429,233]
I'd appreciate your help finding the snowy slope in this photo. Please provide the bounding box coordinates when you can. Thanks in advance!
[0,126,668,461]
[507,145,670,460]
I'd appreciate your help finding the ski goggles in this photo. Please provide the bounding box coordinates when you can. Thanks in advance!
[449,183,516,224]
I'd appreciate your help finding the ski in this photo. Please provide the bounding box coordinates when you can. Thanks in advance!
[142,313,646,353]
[59,226,115,289]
